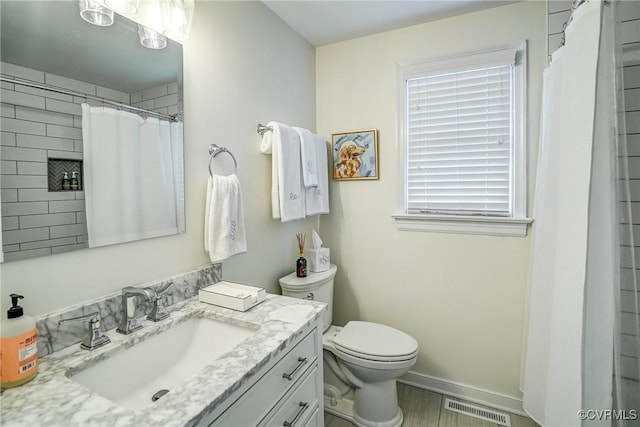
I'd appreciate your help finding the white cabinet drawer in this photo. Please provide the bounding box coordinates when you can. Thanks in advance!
[304,407,321,427]
[261,366,320,427]
[211,329,318,427]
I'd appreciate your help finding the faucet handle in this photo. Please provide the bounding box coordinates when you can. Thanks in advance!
[58,312,111,351]
[147,282,174,322]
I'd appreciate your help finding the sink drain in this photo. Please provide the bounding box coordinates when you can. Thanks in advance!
[151,389,170,402]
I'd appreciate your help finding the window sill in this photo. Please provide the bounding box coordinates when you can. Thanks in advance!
[391,214,533,237]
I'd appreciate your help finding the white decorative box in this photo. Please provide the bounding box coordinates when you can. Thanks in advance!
[307,248,330,272]
[199,281,265,312]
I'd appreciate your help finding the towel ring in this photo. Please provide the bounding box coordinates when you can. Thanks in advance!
[208,144,238,177]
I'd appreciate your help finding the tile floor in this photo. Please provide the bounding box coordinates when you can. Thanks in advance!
[324,383,539,427]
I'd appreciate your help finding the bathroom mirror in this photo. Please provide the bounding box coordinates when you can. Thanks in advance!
[0,1,185,262]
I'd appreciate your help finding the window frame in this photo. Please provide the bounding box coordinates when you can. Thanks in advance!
[393,42,532,237]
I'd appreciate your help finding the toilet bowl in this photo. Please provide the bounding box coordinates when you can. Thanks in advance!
[279,265,418,427]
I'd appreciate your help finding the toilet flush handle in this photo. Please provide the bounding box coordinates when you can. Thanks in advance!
[305,292,315,300]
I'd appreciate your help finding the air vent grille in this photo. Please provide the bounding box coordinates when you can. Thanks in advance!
[444,398,511,426]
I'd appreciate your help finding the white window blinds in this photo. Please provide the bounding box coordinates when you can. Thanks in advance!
[404,53,516,216]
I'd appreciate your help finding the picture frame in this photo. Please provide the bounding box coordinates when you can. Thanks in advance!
[331,129,379,180]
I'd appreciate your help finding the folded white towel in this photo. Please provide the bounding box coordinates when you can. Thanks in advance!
[294,127,330,216]
[261,122,306,222]
[204,174,247,263]
[295,127,319,188]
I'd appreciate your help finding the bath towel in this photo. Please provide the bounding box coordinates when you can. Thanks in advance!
[294,127,330,216]
[204,174,247,263]
[260,121,306,222]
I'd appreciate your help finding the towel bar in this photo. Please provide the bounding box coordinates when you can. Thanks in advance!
[209,144,238,177]
[257,123,273,136]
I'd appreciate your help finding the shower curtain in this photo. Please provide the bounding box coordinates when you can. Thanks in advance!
[81,104,184,248]
[523,0,639,425]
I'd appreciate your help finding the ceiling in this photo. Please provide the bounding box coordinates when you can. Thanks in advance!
[262,0,521,46]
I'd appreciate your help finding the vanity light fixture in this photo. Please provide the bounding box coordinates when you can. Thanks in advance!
[162,0,194,43]
[104,0,139,15]
[137,24,167,50]
[78,0,114,26]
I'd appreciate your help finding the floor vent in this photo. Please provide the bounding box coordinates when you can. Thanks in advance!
[444,398,511,426]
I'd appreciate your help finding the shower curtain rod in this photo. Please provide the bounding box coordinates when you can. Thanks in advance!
[0,75,181,122]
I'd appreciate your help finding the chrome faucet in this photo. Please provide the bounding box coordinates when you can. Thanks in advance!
[58,312,111,351]
[116,287,157,335]
[146,281,174,322]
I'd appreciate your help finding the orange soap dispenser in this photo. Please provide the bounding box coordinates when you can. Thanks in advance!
[0,294,38,389]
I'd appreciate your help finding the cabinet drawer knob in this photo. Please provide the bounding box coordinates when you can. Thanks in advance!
[283,401,309,427]
[282,357,308,381]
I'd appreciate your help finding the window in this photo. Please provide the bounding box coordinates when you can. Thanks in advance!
[393,44,532,236]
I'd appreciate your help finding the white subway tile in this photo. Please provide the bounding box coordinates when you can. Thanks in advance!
[96,86,130,104]
[619,4,640,22]
[17,161,47,175]
[548,10,571,35]
[625,88,640,111]
[73,116,82,128]
[130,91,143,103]
[2,244,19,252]
[16,84,73,103]
[46,124,82,140]
[20,236,78,250]
[625,65,640,89]
[1,132,16,147]
[0,175,48,189]
[1,146,47,162]
[548,0,572,14]
[1,88,45,110]
[47,150,83,160]
[20,212,77,229]
[1,81,14,90]
[626,111,640,133]
[142,85,168,101]
[4,248,51,261]
[48,199,85,213]
[74,140,83,152]
[76,211,86,224]
[2,216,19,230]
[16,134,75,151]
[621,19,640,46]
[154,93,178,109]
[0,62,45,82]
[74,191,85,200]
[18,189,75,202]
[1,189,18,203]
[132,99,154,110]
[1,103,15,118]
[45,74,96,96]
[50,223,86,239]
[51,243,87,254]
[167,82,178,95]
[45,98,82,116]
[2,226,49,244]
[16,106,74,127]
[1,160,17,174]
[2,201,48,216]
[1,117,46,136]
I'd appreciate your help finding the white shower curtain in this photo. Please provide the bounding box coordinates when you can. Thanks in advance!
[82,104,184,248]
[522,1,613,425]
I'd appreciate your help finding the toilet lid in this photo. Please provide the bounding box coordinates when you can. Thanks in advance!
[333,321,418,361]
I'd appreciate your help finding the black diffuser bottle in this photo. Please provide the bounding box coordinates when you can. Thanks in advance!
[296,233,307,278]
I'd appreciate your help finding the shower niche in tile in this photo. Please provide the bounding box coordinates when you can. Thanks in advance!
[48,158,83,191]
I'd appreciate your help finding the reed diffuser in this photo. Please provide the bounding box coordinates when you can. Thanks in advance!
[296,232,307,278]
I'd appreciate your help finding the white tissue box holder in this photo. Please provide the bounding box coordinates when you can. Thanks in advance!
[199,281,265,312]
[307,248,330,272]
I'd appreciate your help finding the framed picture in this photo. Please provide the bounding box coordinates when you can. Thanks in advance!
[331,129,379,180]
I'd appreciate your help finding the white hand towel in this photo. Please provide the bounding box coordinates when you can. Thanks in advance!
[204,174,247,263]
[294,128,330,216]
[261,121,306,222]
[295,127,319,188]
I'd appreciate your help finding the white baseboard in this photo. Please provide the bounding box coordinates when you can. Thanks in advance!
[399,371,528,417]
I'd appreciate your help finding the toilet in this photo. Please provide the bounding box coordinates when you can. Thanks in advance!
[279,265,418,427]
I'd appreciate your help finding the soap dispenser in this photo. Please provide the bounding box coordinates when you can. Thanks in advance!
[61,172,71,191]
[70,171,79,191]
[0,294,38,389]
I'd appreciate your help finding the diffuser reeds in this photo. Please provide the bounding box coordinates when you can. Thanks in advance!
[296,232,306,256]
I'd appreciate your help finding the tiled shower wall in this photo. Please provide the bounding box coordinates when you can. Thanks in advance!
[1,62,180,262]
[547,0,640,385]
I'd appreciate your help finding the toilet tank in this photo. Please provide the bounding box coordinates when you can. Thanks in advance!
[279,264,337,332]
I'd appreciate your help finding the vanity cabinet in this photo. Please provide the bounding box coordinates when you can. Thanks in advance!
[205,324,323,427]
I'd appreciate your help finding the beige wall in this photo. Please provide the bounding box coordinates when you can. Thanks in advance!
[316,0,546,398]
[0,1,317,316]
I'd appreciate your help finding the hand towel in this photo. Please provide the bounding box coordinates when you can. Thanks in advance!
[260,121,306,222]
[204,174,247,263]
[294,127,330,216]
[295,127,320,188]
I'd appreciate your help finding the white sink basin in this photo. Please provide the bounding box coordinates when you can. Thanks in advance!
[69,317,256,409]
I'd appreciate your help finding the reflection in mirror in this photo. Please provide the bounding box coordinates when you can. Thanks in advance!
[0,1,184,262]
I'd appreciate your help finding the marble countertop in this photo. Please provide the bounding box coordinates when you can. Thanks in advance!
[1,294,326,427]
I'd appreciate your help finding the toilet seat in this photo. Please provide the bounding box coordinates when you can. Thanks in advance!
[333,321,418,362]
